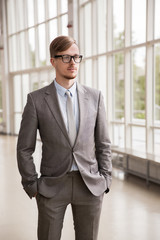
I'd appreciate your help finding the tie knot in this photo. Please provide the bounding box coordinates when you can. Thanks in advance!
[66,90,72,98]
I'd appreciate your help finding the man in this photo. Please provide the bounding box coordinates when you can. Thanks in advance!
[17,35,112,240]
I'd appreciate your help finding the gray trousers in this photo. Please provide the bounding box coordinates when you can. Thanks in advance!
[36,171,104,240]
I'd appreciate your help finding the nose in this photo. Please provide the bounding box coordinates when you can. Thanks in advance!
[70,57,75,64]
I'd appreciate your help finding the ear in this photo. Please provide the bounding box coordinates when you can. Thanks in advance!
[50,58,56,67]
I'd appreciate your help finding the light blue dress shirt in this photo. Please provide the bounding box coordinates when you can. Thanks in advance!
[54,79,79,171]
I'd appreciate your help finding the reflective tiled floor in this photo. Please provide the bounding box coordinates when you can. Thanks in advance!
[0,135,160,240]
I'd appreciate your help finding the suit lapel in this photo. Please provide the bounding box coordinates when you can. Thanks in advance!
[44,81,89,147]
[75,83,89,146]
[44,82,70,144]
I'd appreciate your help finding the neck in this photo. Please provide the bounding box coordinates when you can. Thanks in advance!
[55,77,75,89]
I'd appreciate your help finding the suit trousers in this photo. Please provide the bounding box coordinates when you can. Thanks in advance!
[36,171,104,240]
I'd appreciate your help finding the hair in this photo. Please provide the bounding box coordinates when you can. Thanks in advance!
[49,36,77,58]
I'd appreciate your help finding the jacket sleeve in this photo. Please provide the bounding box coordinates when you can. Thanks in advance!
[17,93,38,198]
[95,91,112,191]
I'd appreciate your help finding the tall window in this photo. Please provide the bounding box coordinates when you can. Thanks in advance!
[7,0,68,134]
[28,28,36,68]
[7,0,68,72]
[97,0,107,54]
[113,52,124,120]
[113,0,124,49]
[84,3,92,57]
[154,44,160,123]
[155,0,160,39]
[79,0,160,155]
[132,0,146,44]
[154,43,160,155]
[132,47,146,120]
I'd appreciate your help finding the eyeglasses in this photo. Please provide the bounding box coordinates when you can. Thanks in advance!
[53,55,83,63]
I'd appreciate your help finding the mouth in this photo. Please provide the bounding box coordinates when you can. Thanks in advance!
[67,68,77,72]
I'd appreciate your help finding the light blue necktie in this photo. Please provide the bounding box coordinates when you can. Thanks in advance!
[66,90,77,146]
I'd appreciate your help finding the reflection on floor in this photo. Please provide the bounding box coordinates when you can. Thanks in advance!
[0,135,160,240]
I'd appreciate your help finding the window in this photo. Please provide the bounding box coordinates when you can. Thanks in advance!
[38,24,46,66]
[0,49,3,128]
[84,3,92,57]
[79,0,160,154]
[39,71,50,89]
[7,0,16,34]
[113,0,124,49]
[97,0,107,54]
[132,126,146,152]
[155,0,160,39]
[31,73,39,92]
[19,32,26,70]
[9,35,17,72]
[6,0,68,134]
[0,80,2,112]
[27,0,34,27]
[37,0,45,23]
[16,0,25,31]
[98,56,106,103]
[7,0,68,72]
[113,124,124,148]
[154,44,160,123]
[79,0,88,4]
[61,14,68,36]
[48,0,57,18]
[85,59,92,88]
[22,74,30,109]
[4,0,160,153]
[28,28,36,68]
[113,52,124,120]
[132,47,146,120]
[49,19,58,44]
[132,0,146,44]
[60,0,68,14]
[13,75,22,113]
[13,75,22,133]
[154,129,160,156]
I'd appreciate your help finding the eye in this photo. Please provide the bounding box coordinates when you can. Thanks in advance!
[63,55,70,60]
[74,55,80,60]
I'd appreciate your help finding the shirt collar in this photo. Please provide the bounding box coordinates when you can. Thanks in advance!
[54,79,77,97]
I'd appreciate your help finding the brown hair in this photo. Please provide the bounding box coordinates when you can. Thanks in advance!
[49,36,77,58]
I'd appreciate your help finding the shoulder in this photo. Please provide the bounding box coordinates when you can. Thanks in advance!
[29,81,54,99]
[77,83,101,98]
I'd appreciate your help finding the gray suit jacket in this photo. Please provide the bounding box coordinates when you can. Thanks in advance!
[17,81,112,198]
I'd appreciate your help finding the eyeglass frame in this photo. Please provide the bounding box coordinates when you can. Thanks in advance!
[53,54,83,63]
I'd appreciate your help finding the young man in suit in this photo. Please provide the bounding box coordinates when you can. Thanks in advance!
[17,35,112,240]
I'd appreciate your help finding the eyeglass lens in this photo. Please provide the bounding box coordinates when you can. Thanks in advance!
[62,55,82,63]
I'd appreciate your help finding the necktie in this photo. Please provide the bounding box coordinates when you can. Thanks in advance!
[66,90,77,146]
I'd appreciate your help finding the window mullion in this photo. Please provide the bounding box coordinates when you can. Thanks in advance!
[107,0,113,51]
[146,45,154,153]
[146,0,154,154]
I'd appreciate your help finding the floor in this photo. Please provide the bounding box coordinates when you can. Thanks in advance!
[0,135,160,240]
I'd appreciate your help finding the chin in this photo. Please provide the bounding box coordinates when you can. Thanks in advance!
[65,74,77,80]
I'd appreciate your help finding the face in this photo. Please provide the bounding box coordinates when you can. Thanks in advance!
[50,44,80,84]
